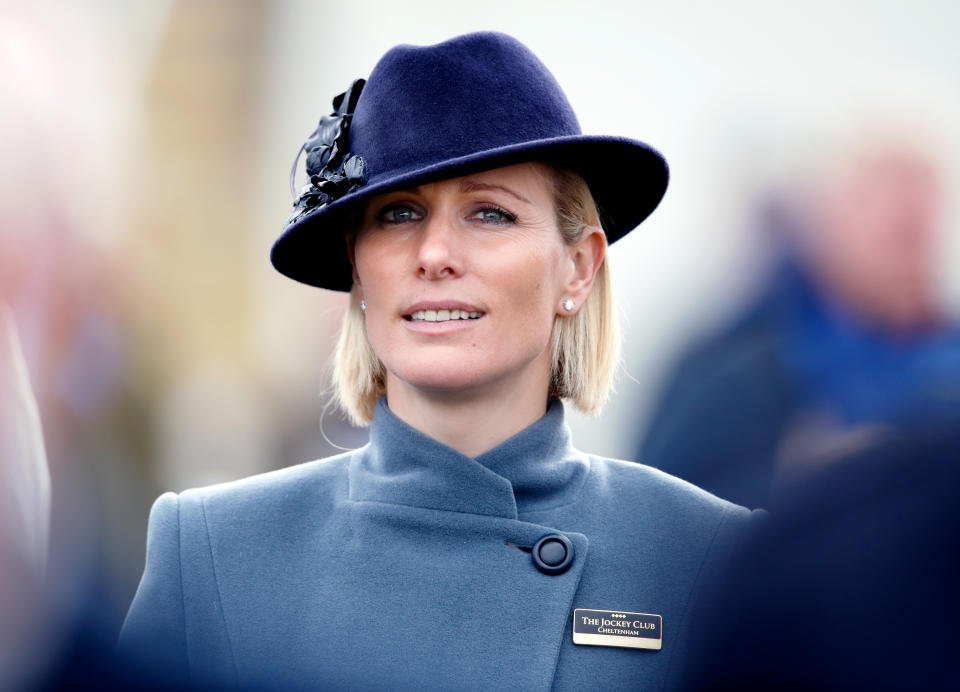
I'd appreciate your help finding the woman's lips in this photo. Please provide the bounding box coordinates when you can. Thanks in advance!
[402,301,484,323]
[406,308,483,323]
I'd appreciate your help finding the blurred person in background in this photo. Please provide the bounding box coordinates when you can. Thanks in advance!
[638,92,960,688]
[680,419,960,690]
[117,32,756,690]
[637,91,960,508]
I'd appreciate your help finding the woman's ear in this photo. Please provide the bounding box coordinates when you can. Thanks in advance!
[561,225,606,311]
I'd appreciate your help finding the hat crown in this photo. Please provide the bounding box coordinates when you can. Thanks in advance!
[350,32,581,181]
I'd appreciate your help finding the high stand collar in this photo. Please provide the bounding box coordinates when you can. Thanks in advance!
[349,397,590,519]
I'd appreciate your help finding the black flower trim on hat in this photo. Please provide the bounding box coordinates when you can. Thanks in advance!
[286,79,368,228]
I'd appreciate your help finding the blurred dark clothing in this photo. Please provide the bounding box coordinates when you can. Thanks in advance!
[681,422,960,691]
[639,259,960,508]
[23,588,251,692]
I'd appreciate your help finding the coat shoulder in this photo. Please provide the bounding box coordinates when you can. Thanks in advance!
[175,448,358,521]
[583,455,757,542]
[591,455,750,512]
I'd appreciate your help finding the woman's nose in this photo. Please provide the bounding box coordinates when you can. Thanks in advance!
[416,216,462,280]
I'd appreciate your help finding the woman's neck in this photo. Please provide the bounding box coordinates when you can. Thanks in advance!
[383,373,551,458]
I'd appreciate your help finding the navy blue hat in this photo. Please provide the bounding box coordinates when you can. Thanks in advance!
[271,31,669,291]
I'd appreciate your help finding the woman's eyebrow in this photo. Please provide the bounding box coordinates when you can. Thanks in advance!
[459,180,531,204]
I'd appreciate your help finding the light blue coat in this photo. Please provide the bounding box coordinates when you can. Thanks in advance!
[120,399,753,690]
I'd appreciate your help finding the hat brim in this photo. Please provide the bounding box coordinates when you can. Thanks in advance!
[270,135,668,291]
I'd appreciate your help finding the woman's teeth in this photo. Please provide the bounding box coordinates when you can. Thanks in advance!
[409,309,483,322]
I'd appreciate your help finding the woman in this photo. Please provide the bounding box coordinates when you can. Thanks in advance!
[120,32,753,691]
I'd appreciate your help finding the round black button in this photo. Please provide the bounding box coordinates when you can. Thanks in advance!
[532,534,574,575]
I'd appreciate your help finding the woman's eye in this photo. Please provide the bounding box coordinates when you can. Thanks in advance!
[471,206,516,225]
[379,205,421,224]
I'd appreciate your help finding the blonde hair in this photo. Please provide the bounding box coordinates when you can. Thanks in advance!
[333,165,620,425]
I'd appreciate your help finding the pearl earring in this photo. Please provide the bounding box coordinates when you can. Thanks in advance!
[562,299,574,311]
[360,299,366,312]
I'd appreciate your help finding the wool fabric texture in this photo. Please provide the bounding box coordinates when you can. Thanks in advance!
[271,31,668,290]
[120,399,752,690]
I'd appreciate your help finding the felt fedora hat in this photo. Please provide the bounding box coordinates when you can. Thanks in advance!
[271,31,668,291]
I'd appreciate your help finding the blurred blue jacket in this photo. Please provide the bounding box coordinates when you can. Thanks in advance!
[119,398,752,691]
[639,260,960,508]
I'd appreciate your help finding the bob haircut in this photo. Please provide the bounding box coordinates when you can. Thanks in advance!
[332,164,620,426]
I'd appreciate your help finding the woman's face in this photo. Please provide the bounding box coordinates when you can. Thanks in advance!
[351,163,594,402]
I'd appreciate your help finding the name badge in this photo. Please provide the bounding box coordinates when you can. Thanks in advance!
[572,608,662,650]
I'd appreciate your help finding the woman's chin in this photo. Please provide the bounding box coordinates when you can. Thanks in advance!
[387,363,501,399]
[395,373,484,396]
